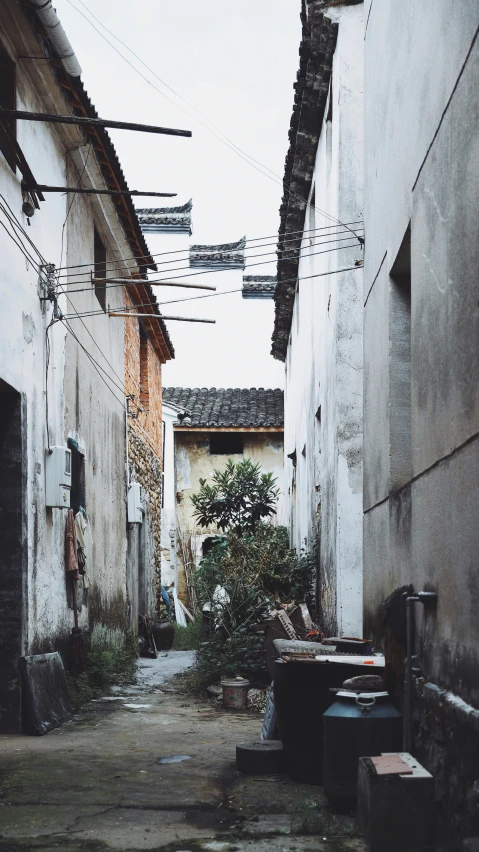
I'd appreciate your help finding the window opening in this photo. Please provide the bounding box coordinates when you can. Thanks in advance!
[139,325,149,410]
[389,226,412,491]
[209,433,244,455]
[94,228,107,310]
[68,438,86,514]
[0,43,16,171]
[202,537,216,558]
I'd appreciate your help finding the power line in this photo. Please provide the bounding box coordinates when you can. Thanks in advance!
[53,220,364,277]
[62,262,363,320]
[59,316,128,410]
[63,240,362,295]
[54,228,363,285]
[66,0,363,244]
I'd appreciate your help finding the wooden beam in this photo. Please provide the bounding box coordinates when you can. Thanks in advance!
[35,186,177,197]
[109,312,215,324]
[93,277,216,292]
[0,109,192,137]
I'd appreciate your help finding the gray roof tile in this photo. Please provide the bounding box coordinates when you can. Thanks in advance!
[162,387,284,427]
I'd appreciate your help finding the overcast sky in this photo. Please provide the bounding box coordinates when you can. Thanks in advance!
[57,0,301,388]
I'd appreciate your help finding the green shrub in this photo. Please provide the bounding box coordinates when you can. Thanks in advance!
[173,618,202,650]
[196,632,265,688]
[68,625,137,709]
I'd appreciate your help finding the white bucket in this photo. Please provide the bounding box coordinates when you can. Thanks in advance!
[221,678,250,709]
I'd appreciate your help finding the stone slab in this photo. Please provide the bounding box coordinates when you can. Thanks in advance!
[20,652,72,735]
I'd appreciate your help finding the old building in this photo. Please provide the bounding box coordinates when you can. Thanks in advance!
[272,0,364,634]
[161,387,284,605]
[0,1,174,731]
[362,0,479,837]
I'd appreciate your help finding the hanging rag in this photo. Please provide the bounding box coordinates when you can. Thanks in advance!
[74,510,92,589]
[65,509,79,579]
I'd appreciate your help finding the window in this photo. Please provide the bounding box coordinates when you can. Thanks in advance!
[202,537,216,558]
[139,326,149,409]
[68,439,86,514]
[94,228,107,310]
[389,226,412,491]
[0,43,16,171]
[209,433,244,455]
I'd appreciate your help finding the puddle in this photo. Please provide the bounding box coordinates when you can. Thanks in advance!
[158,754,192,764]
[123,703,153,709]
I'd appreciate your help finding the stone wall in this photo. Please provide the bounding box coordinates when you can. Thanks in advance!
[124,290,164,614]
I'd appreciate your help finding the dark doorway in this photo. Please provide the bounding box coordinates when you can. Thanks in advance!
[0,380,26,733]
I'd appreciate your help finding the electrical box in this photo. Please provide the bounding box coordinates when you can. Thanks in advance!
[127,481,143,524]
[45,446,71,508]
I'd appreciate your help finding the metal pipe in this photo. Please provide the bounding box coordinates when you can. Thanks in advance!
[29,0,82,77]
[403,591,438,753]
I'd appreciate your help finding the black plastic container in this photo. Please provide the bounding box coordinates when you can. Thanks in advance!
[274,658,380,784]
[323,690,402,810]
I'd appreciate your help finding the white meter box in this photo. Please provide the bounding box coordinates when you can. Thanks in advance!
[127,481,143,523]
[45,446,71,508]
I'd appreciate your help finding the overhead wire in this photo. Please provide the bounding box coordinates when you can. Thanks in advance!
[62,262,364,320]
[63,239,362,295]
[53,220,363,277]
[66,0,363,244]
[54,225,364,282]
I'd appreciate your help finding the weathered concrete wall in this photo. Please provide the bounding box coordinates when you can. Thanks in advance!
[174,429,284,603]
[363,0,479,837]
[283,4,364,634]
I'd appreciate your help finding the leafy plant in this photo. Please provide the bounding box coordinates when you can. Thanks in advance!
[196,632,266,687]
[191,458,279,536]
[173,618,202,650]
[67,625,137,709]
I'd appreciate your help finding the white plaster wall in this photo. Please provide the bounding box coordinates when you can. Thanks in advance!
[0,10,144,648]
[283,5,364,634]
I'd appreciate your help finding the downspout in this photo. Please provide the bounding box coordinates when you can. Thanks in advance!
[403,591,438,753]
[29,0,82,77]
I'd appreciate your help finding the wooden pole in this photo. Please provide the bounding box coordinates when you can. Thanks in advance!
[0,109,192,137]
[92,277,216,292]
[35,186,177,197]
[108,312,215,324]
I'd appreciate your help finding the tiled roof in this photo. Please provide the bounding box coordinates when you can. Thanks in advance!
[271,6,338,362]
[136,200,192,234]
[242,275,277,299]
[162,387,284,427]
[190,237,246,269]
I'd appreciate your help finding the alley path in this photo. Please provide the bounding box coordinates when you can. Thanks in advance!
[0,653,366,852]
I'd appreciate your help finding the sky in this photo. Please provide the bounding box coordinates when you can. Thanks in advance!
[56,0,302,389]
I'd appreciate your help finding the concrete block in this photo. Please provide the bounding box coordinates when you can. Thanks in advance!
[357,752,434,851]
[20,653,72,736]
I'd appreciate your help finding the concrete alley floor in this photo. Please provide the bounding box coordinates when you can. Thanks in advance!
[0,651,367,852]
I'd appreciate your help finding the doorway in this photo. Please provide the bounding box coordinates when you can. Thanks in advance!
[0,380,27,733]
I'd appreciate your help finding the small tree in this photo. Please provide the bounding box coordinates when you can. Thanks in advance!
[191,458,279,536]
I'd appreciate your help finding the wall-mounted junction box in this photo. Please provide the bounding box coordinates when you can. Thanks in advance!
[45,446,71,508]
[127,481,143,523]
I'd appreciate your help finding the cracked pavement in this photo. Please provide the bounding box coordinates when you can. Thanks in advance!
[0,651,367,851]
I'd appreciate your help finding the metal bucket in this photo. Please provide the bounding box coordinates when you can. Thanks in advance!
[221,678,250,709]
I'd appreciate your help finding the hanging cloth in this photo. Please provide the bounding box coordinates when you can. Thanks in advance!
[65,509,79,579]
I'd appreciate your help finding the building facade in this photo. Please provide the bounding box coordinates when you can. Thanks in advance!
[363,0,479,837]
[0,1,173,731]
[161,387,284,606]
[272,0,364,634]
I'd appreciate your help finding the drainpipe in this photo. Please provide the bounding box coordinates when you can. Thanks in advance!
[29,0,82,77]
[403,591,438,753]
